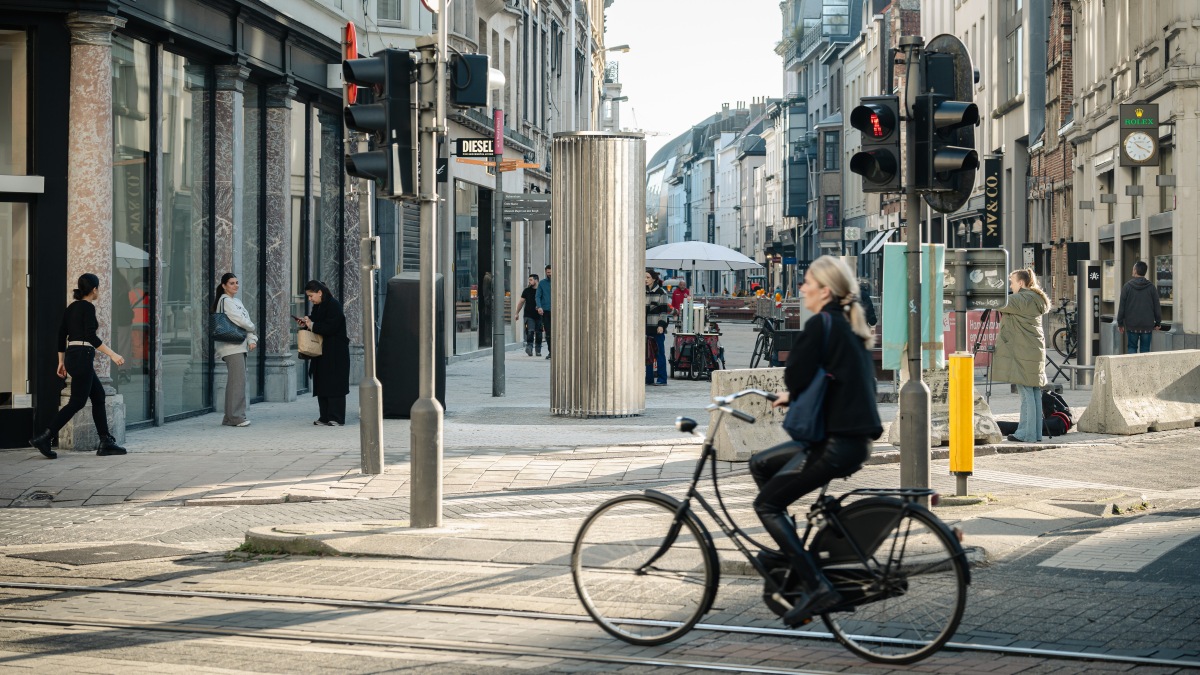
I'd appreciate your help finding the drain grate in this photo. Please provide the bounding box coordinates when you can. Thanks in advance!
[11,544,202,566]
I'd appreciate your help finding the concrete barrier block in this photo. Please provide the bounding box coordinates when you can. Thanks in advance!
[709,368,790,462]
[1077,350,1200,435]
[886,368,1002,447]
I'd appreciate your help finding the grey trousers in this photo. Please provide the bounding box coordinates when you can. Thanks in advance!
[222,352,248,425]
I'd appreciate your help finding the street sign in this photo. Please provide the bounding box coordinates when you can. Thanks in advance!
[456,138,495,157]
[502,194,551,220]
[942,248,1009,310]
[844,226,862,241]
[782,256,798,265]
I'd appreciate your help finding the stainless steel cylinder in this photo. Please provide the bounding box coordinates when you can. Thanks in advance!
[550,132,646,417]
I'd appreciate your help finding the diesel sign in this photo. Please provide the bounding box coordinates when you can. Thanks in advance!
[456,138,495,157]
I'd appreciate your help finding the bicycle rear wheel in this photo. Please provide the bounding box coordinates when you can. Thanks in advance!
[1052,327,1074,359]
[815,500,968,664]
[572,494,717,646]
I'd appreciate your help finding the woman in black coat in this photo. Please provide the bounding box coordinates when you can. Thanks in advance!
[297,280,350,426]
[750,255,882,628]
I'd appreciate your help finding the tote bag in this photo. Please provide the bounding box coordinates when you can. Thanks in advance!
[212,297,248,344]
[298,328,323,357]
[782,312,831,443]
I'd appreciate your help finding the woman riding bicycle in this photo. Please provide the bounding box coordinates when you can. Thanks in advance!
[752,255,882,627]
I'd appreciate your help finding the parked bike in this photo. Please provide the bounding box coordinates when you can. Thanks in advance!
[1051,297,1078,360]
[750,315,781,368]
[571,389,971,664]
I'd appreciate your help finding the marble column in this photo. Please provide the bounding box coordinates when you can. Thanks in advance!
[323,112,364,383]
[212,65,248,413]
[60,12,126,449]
[263,82,297,402]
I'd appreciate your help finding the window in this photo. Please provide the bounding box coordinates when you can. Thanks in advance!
[1006,26,1023,98]
[823,131,839,170]
[823,196,840,230]
[379,0,402,22]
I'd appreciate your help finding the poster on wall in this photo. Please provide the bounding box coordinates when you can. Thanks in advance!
[1155,254,1173,303]
[1102,259,1116,302]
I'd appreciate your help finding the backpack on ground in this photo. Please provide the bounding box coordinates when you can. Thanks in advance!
[996,390,1074,438]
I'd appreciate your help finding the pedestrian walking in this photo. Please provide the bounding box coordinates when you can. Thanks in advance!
[645,270,670,386]
[514,273,542,356]
[536,264,552,359]
[29,273,128,458]
[752,255,881,626]
[858,278,878,327]
[297,280,349,426]
[992,268,1050,443]
[1117,260,1163,354]
[212,272,258,427]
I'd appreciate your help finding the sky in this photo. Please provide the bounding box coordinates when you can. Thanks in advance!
[604,1,784,161]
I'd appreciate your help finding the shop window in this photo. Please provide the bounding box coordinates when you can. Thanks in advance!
[0,203,28,410]
[112,34,154,424]
[1150,232,1173,324]
[0,30,27,175]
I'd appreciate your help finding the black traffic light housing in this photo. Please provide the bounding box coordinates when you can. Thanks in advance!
[914,51,979,207]
[343,49,416,198]
[849,95,901,193]
[449,53,489,108]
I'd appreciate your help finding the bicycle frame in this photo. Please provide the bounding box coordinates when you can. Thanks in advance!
[638,390,940,613]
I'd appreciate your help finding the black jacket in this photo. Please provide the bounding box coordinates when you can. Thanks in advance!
[1116,276,1162,332]
[783,303,882,439]
[307,297,350,397]
[645,283,670,336]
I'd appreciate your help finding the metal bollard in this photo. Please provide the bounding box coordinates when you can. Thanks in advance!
[948,352,974,496]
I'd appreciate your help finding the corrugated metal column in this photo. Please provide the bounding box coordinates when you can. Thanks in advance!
[550,132,646,417]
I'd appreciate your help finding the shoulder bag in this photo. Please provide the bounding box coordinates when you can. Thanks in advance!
[782,312,832,444]
[212,297,248,344]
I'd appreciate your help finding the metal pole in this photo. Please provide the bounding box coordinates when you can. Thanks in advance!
[492,111,505,396]
[898,35,930,491]
[409,16,447,528]
[358,177,385,474]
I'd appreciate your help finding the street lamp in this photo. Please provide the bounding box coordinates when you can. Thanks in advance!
[605,44,631,53]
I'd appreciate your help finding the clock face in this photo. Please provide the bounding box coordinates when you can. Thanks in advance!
[1124,131,1155,162]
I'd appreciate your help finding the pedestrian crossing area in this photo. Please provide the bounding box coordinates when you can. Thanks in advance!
[1038,514,1200,572]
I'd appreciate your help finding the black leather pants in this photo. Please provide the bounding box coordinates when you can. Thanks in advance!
[750,436,871,585]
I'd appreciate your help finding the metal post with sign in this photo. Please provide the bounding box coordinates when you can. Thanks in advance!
[492,109,506,397]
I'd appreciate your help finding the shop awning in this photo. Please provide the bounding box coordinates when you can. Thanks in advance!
[861,229,897,255]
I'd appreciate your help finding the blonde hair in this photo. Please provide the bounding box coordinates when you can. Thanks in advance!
[1010,268,1050,312]
[808,255,875,349]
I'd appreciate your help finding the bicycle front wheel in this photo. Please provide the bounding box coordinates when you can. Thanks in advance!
[1052,327,1074,359]
[750,332,768,368]
[572,494,718,646]
[816,501,968,665]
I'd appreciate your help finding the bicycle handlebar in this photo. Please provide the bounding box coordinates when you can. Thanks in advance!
[713,388,778,405]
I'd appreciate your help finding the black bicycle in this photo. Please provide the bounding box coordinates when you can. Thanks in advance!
[750,315,781,368]
[1051,297,1078,360]
[571,389,971,664]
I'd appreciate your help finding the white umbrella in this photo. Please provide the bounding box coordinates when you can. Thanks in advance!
[114,241,150,268]
[644,241,763,272]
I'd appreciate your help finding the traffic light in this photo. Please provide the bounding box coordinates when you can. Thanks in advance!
[848,95,901,193]
[914,53,980,194]
[343,49,415,198]
[449,53,489,108]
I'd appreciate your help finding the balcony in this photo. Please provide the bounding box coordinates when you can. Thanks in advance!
[454,107,536,153]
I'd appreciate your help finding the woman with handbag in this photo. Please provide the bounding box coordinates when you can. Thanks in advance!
[297,280,349,426]
[749,255,882,627]
[29,273,128,458]
[212,273,257,427]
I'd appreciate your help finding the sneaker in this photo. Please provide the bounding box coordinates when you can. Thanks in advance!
[545,353,551,360]
[328,420,342,427]
[236,420,251,427]
[1006,434,1023,442]
[535,350,541,357]
[653,381,668,386]
[314,419,330,426]
[526,345,533,356]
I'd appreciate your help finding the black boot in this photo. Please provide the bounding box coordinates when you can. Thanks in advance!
[758,510,842,627]
[97,434,127,456]
[29,430,56,459]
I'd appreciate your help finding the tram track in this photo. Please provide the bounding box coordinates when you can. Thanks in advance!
[2,580,1197,670]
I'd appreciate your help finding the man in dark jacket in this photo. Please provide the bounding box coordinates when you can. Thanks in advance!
[1116,260,1162,354]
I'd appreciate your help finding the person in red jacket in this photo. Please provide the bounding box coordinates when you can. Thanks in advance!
[670,280,690,312]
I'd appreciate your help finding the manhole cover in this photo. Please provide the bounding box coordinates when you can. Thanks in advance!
[10,544,202,566]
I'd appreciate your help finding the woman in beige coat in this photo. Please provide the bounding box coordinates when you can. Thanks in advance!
[992,268,1049,442]
[212,273,258,427]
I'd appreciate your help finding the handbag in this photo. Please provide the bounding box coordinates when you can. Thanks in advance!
[782,312,832,443]
[211,297,248,344]
[298,328,323,357]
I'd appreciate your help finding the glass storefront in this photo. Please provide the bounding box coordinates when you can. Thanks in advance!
[112,34,154,423]
[161,53,211,418]
[1,30,29,411]
[290,103,307,369]
[455,180,482,354]
[242,81,264,401]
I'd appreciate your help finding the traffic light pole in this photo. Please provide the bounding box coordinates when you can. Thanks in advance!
[410,20,447,527]
[898,35,931,492]
[492,112,505,397]
[358,173,385,475]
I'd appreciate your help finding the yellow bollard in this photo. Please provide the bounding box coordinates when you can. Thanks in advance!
[948,352,974,496]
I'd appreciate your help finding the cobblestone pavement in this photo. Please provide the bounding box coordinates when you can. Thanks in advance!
[2,322,1197,672]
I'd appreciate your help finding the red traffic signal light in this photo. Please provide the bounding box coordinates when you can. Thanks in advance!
[849,96,901,193]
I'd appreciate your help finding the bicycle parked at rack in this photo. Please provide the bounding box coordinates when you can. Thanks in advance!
[750,315,781,368]
[1051,297,1078,360]
[571,389,971,665]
